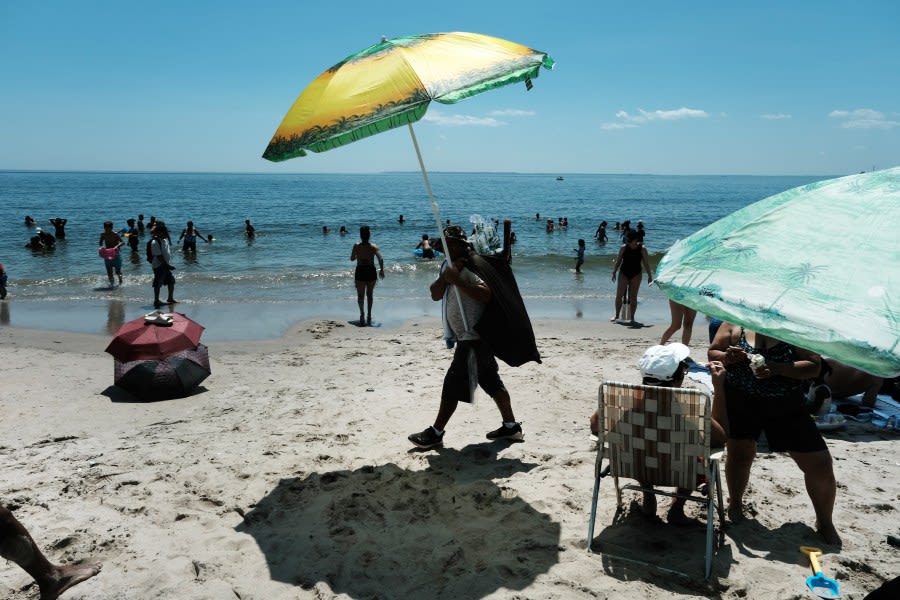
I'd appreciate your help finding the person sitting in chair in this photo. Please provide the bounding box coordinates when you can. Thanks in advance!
[591,343,727,525]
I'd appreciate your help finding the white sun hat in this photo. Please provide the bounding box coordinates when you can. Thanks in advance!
[639,343,691,381]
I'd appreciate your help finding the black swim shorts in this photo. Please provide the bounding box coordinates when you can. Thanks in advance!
[725,383,827,452]
[441,339,506,403]
[355,264,378,283]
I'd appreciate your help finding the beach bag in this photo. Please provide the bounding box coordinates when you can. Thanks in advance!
[467,252,541,367]
[99,247,118,260]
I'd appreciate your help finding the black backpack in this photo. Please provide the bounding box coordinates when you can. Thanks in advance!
[146,239,154,263]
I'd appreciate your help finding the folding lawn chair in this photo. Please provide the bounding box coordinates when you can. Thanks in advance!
[587,381,725,579]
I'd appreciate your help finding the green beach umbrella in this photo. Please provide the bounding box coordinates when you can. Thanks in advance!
[654,167,900,377]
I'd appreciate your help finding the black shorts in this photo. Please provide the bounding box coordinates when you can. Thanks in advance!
[441,340,506,403]
[725,383,826,453]
[152,265,175,288]
[355,264,377,283]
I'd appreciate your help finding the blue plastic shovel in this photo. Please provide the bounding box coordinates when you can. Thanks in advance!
[800,546,841,599]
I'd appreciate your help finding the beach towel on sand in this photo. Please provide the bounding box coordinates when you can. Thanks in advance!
[467,252,541,368]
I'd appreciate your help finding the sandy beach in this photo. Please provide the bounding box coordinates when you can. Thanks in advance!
[1,318,898,599]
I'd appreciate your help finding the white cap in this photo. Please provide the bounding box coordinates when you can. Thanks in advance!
[639,343,691,381]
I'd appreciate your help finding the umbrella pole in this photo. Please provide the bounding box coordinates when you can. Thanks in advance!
[407,123,471,333]
[407,123,451,261]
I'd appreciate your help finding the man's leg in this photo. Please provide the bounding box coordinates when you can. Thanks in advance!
[789,449,841,545]
[433,397,459,432]
[0,506,101,600]
[492,388,515,423]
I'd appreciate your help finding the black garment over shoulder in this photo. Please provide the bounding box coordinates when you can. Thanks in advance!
[467,252,541,368]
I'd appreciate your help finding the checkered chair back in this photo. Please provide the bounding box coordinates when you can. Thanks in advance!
[600,381,711,490]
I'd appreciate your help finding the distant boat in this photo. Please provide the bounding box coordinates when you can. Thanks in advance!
[556,176,564,181]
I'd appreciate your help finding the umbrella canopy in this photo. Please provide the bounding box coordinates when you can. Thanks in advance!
[262,31,553,268]
[263,32,554,162]
[105,312,205,362]
[654,167,900,377]
[114,344,211,401]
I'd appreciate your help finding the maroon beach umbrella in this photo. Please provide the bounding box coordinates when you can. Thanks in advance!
[105,312,205,362]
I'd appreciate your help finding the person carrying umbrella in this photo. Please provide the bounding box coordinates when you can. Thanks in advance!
[408,226,523,449]
[149,221,177,308]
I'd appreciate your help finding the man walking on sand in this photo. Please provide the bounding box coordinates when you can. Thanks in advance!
[408,226,523,449]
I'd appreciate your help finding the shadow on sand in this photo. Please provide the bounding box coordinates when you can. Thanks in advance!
[236,443,561,598]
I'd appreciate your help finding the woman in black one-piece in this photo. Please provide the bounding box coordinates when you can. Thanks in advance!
[350,225,385,325]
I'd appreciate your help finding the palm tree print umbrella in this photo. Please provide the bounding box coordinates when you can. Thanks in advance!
[655,167,900,377]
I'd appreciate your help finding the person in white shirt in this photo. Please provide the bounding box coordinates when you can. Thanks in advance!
[408,226,523,449]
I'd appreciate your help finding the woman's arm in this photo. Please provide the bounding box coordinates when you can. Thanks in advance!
[350,243,358,261]
[708,321,745,365]
[641,246,653,283]
[374,246,385,279]
[709,360,729,440]
[611,245,625,281]
[758,346,822,381]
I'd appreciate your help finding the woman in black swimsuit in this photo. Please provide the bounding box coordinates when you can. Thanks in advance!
[708,322,839,544]
[610,229,652,323]
[350,225,385,325]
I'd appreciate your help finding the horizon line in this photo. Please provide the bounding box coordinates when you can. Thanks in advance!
[0,168,851,178]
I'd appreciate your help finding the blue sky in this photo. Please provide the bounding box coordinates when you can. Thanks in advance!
[2,1,898,175]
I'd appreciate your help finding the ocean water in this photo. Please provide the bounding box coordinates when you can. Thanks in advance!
[0,171,827,339]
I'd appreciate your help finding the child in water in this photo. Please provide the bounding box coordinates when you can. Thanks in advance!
[574,239,586,273]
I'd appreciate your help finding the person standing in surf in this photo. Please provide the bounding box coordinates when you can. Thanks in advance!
[610,229,652,324]
[350,225,384,325]
[98,221,124,287]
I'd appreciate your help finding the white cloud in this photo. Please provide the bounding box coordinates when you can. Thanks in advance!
[422,113,504,127]
[489,109,535,117]
[600,122,638,130]
[829,108,900,129]
[606,107,708,129]
[760,113,792,120]
[618,107,708,123]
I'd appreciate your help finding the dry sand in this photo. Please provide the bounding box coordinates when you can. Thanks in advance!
[1,318,898,599]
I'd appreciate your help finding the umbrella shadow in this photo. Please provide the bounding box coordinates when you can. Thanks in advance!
[236,444,561,599]
[101,384,209,403]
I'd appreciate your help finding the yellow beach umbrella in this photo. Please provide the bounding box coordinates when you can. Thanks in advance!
[263,31,554,259]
